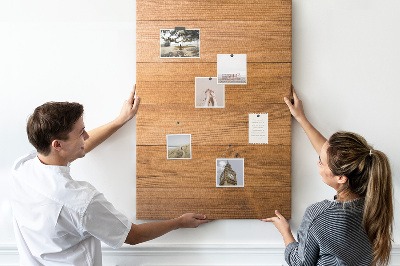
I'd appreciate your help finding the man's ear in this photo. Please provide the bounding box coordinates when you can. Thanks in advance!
[51,139,62,152]
[337,175,348,184]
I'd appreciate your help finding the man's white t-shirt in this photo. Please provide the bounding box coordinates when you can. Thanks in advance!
[10,152,131,265]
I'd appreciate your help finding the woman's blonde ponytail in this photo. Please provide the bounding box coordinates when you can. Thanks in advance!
[327,132,393,265]
[363,150,393,265]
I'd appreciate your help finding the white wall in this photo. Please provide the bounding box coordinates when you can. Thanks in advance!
[0,0,399,265]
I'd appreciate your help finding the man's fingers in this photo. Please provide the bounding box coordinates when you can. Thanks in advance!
[190,213,213,227]
[197,219,212,225]
[133,96,141,106]
[127,91,135,105]
[132,97,141,113]
[193,213,207,220]
[127,84,136,105]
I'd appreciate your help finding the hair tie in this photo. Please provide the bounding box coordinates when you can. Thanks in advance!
[369,149,372,156]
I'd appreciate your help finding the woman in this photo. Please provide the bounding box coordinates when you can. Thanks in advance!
[262,86,393,265]
[203,88,218,107]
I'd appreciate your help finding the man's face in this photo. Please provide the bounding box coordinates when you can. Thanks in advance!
[60,116,89,162]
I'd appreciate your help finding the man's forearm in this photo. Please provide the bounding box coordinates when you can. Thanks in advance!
[126,218,181,245]
[84,119,125,153]
[124,213,210,245]
[83,86,140,154]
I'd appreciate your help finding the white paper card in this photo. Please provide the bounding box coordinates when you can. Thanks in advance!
[217,54,247,84]
[249,113,268,144]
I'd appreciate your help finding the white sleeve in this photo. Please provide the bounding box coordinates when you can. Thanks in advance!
[81,193,131,249]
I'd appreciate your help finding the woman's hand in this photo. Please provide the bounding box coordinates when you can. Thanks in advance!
[284,85,327,154]
[284,85,307,123]
[261,210,296,246]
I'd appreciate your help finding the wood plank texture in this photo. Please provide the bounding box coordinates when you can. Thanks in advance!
[136,0,291,219]
[137,80,290,105]
[137,0,292,22]
[136,62,291,83]
[136,63,292,104]
[136,103,291,146]
[137,145,291,188]
[137,21,291,63]
[136,188,291,220]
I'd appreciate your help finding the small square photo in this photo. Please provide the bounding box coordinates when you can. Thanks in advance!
[195,77,225,108]
[216,158,244,187]
[167,134,192,160]
[217,54,247,84]
[160,29,200,58]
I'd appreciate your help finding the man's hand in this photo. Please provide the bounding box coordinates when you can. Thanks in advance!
[125,213,212,245]
[83,85,140,154]
[176,213,212,228]
[115,84,141,126]
[261,210,295,246]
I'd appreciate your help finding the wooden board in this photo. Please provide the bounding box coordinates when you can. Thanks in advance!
[136,104,291,146]
[137,146,291,188]
[136,0,292,219]
[136,0,291,21]
[137,21,291,63]
[137,188,291,220]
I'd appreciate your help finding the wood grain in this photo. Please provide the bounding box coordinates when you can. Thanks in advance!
[136,0,292,219]
[137,21,291,63]
[136,187,291,220]
[137,145,291,188]
[136,62,291,83]
[136,63,292,104]
[137,0,292,22]
[136,103,291,146]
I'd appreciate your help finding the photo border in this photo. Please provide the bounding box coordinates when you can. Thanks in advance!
[217,54,247,85]
[160,29,201,59]
[216,158,244,187]
[166,134,192,160]
[195,77,225,108]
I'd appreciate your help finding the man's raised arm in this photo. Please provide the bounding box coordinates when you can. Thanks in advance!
[84,85,140,154]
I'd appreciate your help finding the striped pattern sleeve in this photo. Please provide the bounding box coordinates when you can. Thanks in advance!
[284,199,373,266]
[284,201,330,265]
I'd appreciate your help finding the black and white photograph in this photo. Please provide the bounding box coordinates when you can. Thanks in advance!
[166,134,192,160]
[160,29,200,58]
[216,158,244,187]
[217,54,247,84]
[195,77,225,108]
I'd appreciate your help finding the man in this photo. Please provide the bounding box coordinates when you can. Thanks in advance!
[10,86,210,265]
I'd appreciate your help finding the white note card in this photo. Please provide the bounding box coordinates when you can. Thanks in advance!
[249,113,268,144]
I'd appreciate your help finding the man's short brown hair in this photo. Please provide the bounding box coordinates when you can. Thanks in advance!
[27,102,84,155]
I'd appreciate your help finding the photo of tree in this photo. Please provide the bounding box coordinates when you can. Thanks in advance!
[160,29,200,58]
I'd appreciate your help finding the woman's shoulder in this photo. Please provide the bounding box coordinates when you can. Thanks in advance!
[304,199,335,220]
[305,198,364,222]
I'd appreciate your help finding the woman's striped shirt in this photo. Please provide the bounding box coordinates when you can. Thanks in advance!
[285,198,373,265]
